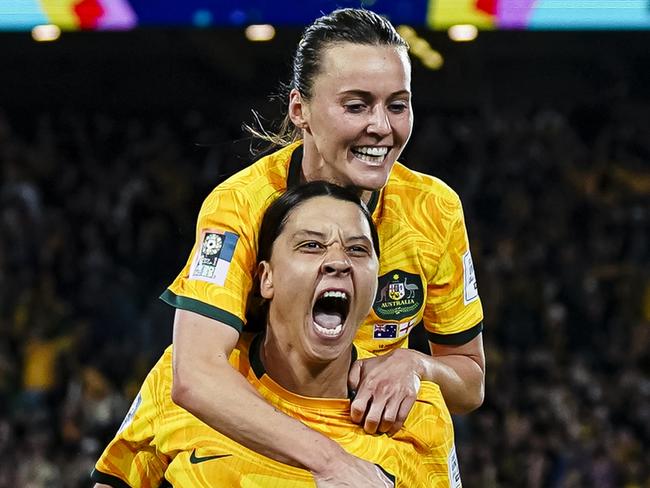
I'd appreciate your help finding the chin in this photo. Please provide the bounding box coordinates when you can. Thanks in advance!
[354,173,391,192]
[304,332,355,364]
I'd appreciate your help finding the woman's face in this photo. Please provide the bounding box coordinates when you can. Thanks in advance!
[294,43,413,192]
[259,196,379,363]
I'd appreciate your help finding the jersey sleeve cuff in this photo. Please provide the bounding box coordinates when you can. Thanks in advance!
[159,289,244,332]
[427,321,483,345]
[90,468,133,488]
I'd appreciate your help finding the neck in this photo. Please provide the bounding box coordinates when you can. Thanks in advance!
[259,327,353,399]
[299,140,374,206]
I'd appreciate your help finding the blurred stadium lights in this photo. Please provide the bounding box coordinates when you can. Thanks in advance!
[245,24,275,42]
[397,25,444,70]
[31,24,60,42]
[448,24,478,42]
[192,9,213,27]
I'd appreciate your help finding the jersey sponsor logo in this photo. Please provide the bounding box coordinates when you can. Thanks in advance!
[462,250,479,305]
[373,270,424,321]
[189,449,233,464]
[116,391,142,434]
[448,444,462,488]
[189,229,239,285]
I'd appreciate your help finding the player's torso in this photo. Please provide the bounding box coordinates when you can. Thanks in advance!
[355,172,441,354]
[154,343,455,487]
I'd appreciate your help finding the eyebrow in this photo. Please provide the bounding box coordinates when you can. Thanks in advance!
[292,230,372,244]
[338,89,411,99]
[292,230,327,240]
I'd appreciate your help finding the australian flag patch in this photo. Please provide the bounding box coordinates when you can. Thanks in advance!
[373,323,397,339]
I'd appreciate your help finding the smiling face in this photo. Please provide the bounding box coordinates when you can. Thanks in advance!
[291,42,413,192]
[258,195,379,363]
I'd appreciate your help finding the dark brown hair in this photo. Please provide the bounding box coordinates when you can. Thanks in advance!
[246,8,409,150]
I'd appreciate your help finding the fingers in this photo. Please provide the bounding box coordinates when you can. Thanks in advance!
[362,397,386,434]
[350,389,371,424]
[348,360,362,393]
[377,397,400,434]
[388,394,417,436]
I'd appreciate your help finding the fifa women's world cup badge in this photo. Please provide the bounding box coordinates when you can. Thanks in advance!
[196,232,223,274]
[189,229,240,286]
[373,270,424,321]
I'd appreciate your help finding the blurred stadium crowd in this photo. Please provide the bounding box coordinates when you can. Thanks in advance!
[0,98,648,487]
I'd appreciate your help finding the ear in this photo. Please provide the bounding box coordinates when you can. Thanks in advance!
[288,88,309,130]
[257,261,274,300]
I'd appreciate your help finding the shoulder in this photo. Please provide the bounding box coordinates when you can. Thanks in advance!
[385,162,462,210]
[396,381,454,452]
[379,163,464,245]
[199,144,296,215]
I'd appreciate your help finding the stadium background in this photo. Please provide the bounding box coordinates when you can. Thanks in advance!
[0,1,649,486]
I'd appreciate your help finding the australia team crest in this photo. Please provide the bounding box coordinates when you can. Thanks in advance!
[373,269,424,321]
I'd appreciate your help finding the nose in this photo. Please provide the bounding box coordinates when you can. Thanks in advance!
[321,246,352,276]
[367,105,391,137]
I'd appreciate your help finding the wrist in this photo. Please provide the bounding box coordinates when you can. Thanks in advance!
[304,435,348,475]
[396,348,435,383]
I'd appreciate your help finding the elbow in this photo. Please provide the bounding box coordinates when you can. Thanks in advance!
[171,364,200,412]
[449,381,485,415]
[171,363,205,415]
[170,352,231,413]
[467,383,485,412]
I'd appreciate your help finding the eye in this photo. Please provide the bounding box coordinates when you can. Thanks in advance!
[347,245,371,256]
[299,241,324,252]
[345,103,367,114]
[388,102,408,114]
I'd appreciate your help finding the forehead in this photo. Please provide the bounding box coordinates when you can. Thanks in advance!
[314,43,411,95]
[282,196,371,237]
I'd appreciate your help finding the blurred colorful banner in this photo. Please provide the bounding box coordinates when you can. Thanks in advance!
[1,0,649,30]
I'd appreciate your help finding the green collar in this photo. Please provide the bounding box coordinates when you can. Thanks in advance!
[248,332,359,400]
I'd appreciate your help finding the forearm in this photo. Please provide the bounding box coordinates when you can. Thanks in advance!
[415,351,485,414]
[172,357,345,471]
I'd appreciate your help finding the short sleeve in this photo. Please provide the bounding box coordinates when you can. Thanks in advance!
[422,195,483,344]
[161,188,260,332]
[91,351,172,487]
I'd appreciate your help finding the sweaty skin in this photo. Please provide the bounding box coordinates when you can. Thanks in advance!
[170,40,483,487]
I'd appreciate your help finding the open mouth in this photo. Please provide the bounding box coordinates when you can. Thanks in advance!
[312,290,350,338]
[351,146,390,164]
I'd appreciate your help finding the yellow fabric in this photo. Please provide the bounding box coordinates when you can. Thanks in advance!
[164,142,483,354]
[23,336,71,391]
[93,335,457,487]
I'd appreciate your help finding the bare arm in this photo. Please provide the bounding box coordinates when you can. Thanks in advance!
[172,309,392,486]
[349,332,485,433]
[426,333,485,414]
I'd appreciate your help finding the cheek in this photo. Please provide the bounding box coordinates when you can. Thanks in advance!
[392,115,413,141]
[356,267,379,305]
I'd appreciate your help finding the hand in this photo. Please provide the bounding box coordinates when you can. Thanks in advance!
[348,348,423,435]
[313,453,394,488]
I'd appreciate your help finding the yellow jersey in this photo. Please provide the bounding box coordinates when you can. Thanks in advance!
[161,142,483,353]
[91,334,461,487]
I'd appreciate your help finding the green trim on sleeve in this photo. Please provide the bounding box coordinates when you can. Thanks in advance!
[159,289,244,332]
[90,468,133,488]
[427,321,483,346]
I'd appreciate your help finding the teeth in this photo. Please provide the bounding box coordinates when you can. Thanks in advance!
[314,323,343,336]
[323,290,348,300]
[353,146,389,157]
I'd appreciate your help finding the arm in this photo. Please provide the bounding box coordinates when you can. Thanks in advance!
[349,332,485,433]
[426,332,485,414]
[172,309,393,487]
